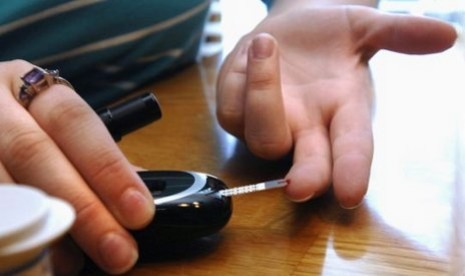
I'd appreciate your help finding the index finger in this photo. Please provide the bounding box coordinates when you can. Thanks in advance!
[28,80,155,230]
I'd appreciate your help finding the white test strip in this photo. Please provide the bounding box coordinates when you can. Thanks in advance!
[219,179,288,197]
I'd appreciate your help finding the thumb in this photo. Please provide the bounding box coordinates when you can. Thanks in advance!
[354,7,457,55]
[244,33,292,160]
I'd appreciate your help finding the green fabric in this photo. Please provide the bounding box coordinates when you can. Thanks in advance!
[0,0,211,108]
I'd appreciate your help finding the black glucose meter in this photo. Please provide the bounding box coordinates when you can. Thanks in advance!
[133,170,232,247]
[98,93,233,247]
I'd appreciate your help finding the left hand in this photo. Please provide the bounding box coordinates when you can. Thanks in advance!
[216,5,457,207]
[0,60,155,274]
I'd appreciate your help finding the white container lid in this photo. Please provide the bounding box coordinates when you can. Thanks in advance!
[0,185,50,246]
[0,184,75,268]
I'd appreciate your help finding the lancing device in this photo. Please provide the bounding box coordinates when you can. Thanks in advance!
[95,92,287,248]
[97,92,162,141]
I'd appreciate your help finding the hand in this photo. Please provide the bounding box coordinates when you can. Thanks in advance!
[216,5,456,207]
[0,60,155,274]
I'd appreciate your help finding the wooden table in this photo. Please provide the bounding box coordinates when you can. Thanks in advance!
[117,40,465,275]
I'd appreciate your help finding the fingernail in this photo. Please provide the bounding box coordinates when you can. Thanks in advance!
[99,232,138,274]
[119,188,155,228]
[289,193,314,203]
[252,34,274,59]
[340,199,364,210]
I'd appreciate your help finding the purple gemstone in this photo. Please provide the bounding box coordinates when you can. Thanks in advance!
[19,87,31,102]
[23,68,44,85]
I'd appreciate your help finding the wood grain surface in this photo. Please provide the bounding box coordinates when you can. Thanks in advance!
[114,36,465,275]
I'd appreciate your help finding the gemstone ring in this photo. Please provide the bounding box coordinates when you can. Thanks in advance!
[18,67,74,108]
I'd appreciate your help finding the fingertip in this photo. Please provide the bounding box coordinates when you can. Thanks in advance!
[118,187,155,229]
[333,153,370,209]
[250,33,276,59]
[98,231,139,274]
[69,198,140,274]
[376,12,458,54]
[246,33,279,90]
[287,191,315,203]
[419,17,458,51]
[284,162,331,202]
[339,198,365,210]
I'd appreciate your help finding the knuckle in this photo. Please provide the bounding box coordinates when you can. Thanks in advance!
[3,59,32,69]
[86,148,127,185]
[0,59,34,89]
[13,59,31,67]
[72,199,101,231]
[47,98,91,128]
[246,137,289,160]
[3,128,51,168]
[248,72,276,90]
[0,59,33,80]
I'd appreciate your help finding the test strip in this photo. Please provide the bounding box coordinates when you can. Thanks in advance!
[219,179,288,197]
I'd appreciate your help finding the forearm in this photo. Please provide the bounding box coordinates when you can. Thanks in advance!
[268,0,379,15]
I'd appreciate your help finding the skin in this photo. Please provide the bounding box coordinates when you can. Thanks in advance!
[0,60,154,274]
[216,1,457,207]
[0,0,457,274]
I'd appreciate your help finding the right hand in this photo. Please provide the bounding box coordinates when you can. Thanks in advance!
[217,5,457,207]
[0,60,155,274]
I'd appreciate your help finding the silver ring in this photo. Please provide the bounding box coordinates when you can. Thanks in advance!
[18,67,74,108]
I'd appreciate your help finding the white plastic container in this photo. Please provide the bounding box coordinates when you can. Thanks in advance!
[0,184,75,275]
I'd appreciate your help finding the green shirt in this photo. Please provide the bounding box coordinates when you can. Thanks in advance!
[0,0,272,108]
[0,0,211,108]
